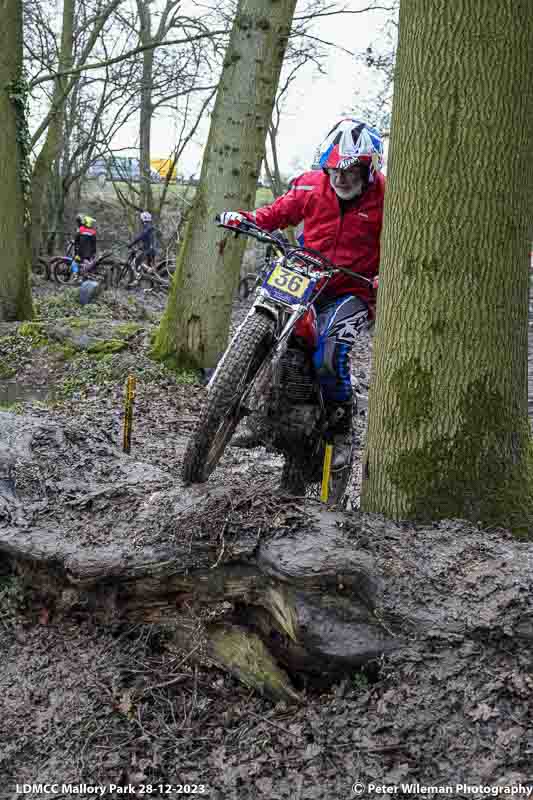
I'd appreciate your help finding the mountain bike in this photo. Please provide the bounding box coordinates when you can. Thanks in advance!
[51,243,114,289]
[112,248,169,290]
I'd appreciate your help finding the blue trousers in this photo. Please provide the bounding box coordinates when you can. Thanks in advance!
[312,295,369,402]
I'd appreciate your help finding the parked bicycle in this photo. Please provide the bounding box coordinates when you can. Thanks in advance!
[112,247,169,290]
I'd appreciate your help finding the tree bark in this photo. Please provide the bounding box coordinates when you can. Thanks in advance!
[0,0,32,322]
[361,0,533,529]
[153,0,297,369]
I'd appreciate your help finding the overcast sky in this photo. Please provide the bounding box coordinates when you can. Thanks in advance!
[113,1,395,177]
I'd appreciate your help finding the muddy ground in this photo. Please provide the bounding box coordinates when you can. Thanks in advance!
[1,278,532,799]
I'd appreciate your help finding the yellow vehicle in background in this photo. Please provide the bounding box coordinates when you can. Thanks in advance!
[150,158,178,181]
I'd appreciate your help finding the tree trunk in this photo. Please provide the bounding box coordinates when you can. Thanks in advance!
[153,0,297,369]
[264,124,284,198]
[0,0,32,322]
[137,0,154,213]
[361,1,533,530]
[31,0,75,263]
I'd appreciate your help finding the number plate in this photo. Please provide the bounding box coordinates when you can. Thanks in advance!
[264,264,312,302]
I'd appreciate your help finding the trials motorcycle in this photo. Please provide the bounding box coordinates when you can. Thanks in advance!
[182,218,375,504]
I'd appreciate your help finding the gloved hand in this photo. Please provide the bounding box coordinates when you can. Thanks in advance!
[216,211,245,228]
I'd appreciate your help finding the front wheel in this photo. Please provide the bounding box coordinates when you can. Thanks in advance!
[182,313,275,483]
[112,259,135,288]
[155,259,175,281]
[51,257,76,285]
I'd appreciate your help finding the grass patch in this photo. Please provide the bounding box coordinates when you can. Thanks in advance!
[48,343,78,361]
[0,333,35,378]
[115,322,143,339]
[33,289,114,321]
[0,363,17,379]
[0,401,25,413]
[87,339,128,356]
[56,353,127,398]
[55,348,197,400]
[67,318,98,330]
[18,321,48,346]
[351,671,370,692]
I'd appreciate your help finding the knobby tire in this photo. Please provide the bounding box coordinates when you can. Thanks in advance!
[182,313,275,484]
[281,416,357,507]
[51,257,74,286]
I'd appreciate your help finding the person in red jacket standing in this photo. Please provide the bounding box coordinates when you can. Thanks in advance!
[219,118,385,467]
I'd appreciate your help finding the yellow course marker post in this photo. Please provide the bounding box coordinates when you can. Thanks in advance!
[320,442,333,503]
[123,375,136,453]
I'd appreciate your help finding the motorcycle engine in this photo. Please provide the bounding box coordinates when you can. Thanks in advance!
[267,349,321,450]
[278,348,317,403]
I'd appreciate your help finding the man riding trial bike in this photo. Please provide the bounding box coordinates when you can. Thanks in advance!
[218,117,386,468]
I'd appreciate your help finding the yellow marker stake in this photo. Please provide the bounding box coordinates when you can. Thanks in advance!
[321,443,333,503]
[123,375,136,453]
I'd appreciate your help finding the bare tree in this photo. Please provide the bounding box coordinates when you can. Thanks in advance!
[28,0,126,261]
[154,0,299,368]
[353,0,398,129]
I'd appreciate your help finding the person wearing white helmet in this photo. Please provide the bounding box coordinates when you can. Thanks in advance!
[218,118,386,467]
[128,210,157,268]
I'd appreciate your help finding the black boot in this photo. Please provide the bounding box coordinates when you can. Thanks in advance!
[326,401,354,470]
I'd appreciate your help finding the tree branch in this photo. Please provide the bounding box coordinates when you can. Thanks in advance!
[294,4,395,21]
[30,28,227,89]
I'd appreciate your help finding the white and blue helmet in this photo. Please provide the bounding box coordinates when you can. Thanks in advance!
[318,118,383,183]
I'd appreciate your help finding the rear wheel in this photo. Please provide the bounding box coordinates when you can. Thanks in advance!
[281,406,357,506]
[280,456,308,496]
[139,266,168,291]
[182,313,275,483]
[86,257,114,290]
[155,259,175,281]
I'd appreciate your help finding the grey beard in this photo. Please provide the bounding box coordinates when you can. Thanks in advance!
[331,179,364,200]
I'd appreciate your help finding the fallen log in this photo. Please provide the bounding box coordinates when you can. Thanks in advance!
[1,411,533,702]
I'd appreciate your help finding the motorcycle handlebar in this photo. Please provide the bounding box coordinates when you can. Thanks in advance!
[216,217,277,246]
[215,218,375,288]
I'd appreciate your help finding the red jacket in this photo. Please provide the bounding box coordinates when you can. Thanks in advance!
[75,225,97,260]
[244,170,385,304]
